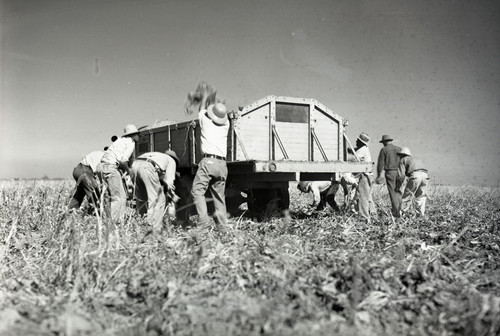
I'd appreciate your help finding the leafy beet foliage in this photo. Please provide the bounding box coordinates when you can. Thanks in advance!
[0,180,499,335]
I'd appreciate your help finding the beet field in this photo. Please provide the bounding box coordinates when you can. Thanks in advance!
[0,179,499,336]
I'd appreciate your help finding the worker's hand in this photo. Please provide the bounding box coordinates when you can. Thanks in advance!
[375,176,384,184]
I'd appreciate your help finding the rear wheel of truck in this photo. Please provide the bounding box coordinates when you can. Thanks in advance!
[247,186,290,220]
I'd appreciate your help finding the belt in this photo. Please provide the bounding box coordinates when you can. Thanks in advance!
[137,157,164,173]
[203,154,226,161]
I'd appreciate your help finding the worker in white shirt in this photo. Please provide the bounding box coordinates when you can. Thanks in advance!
[98,124,139,222]
[395,147,430,217]
[69,150,105,214]
[191,102,230,231]
[297,173,358,215]
[354,132,376,222]
[130,150,180,230]
[297,181,340,215]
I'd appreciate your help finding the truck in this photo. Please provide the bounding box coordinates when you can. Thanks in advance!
[136,95,373,221]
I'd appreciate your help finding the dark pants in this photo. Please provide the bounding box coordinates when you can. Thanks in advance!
[385,170,402,217]
[69,163,100,213]
[316,184,340,211]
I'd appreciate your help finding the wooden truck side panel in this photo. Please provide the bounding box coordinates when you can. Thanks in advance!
[311,104,341,162]
[235,101,270,161]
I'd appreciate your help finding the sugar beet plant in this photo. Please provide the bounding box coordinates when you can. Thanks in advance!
[0,180,499,336]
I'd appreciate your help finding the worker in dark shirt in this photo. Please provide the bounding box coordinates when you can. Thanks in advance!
[375,135,402,217]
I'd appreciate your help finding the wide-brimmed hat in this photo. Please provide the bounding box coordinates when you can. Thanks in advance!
[165,149,180,165]
[206,103,228,126]
[379,135,393,143]
[357,132,370,145]
[123,124,139,136]
[398,147,412,156]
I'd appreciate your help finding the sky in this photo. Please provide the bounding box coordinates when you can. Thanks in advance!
[1,0,499,186]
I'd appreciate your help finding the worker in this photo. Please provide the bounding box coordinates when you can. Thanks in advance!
[191,102,230,231]
[297,181,340,215]
[130,150,180,230]
[395,147,429,217]
[375,135,402,217]
[354,132,376,222]
[297,173,358,215]
[98,124,139,222]
[69,150,105,214]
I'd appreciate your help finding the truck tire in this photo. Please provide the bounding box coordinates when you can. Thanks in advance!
[248,186,290,219]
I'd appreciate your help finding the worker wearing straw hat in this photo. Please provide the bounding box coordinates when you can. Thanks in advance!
[130,150,180,231]
[354,132,376,222]
[191,101,230,231]
[375,134,402,217]
[395,147,429,217]
[98,124,140,222]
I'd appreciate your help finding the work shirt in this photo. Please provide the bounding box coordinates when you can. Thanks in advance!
[376,143,401,176]
[101,137,135,165]
[80,151,104,172]
[136,152,177,190]
[396,156,428,184]
[309,181,332,207]
[199,110,229,158]
[356,145,373,176]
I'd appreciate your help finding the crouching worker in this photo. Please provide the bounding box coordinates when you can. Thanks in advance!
[69,150,105,214]
[297,181,341,216]
[130,150,180,230]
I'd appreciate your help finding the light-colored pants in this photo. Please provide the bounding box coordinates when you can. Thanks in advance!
[191,157,228,226]
[401,171,429,216]
[130,160,166,228]
[357,174,376,221]
[100,164,127,223]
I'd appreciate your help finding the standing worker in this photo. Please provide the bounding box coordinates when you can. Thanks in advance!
[354,132,376,222]
[98,124,139,222]
[69,150,105,214]
[191,101,230,231]
[130,150,180,230]
[395,147,430,217]
[375,135,402,217]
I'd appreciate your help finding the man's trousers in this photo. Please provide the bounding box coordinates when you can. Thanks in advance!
[191,157,228,227]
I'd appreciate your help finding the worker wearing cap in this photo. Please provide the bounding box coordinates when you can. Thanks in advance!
[375,135,402,217]
[191,102,230,230]
[396,147,429,217]
[130,150,180,230]
[354,132,376,221]
[69,150,105,214]
[297,181,341,215]
[98,124,140,222]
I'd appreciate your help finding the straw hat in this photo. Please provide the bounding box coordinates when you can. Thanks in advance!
[165,149,180,165]
[398,147,412,156]
[123,124,139,136]
[357,132,370,145]
[379,135,393,143]
[206,103,228,126]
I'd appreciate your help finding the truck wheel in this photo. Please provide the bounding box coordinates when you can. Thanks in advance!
[248,187,290,219]
[175,173,194,227]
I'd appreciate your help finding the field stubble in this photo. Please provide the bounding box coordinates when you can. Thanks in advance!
[0,180,499,335]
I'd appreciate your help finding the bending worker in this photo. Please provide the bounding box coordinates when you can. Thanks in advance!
[98,124,139,222]
[395,147,430,217]
[130,150,180,230]
[69,149,105,214]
